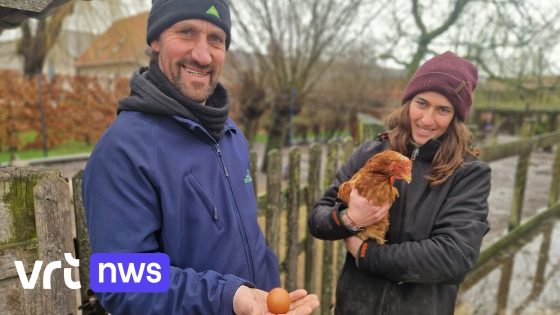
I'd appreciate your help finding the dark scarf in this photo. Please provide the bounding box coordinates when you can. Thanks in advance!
[145,60,229,139]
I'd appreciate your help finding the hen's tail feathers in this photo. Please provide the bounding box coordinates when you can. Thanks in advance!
[338,181,353,203]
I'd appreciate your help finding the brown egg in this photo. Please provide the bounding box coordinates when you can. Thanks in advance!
[266,287,290,314]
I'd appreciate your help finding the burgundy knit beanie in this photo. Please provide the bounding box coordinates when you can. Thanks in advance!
[401,51,478,122]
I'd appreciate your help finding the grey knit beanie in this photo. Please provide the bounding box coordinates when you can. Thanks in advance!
[147,0,231,50]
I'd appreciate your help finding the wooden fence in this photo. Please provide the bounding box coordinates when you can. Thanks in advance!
[0,123,559,314]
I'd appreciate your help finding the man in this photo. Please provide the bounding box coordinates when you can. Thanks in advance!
[82,0,319,314]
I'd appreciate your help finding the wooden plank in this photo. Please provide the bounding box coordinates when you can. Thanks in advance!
[475,104,560,113]
[250,150,258,197]
[72,170,90,304]
[480,130,560,162]
[320,141,338,315]
[285,148,300,291]
[0,240,37,281]
[480,140,532,162]
[304,144,321,293]
[476,202,560,270]
[0,167,63,315]
[548,145,560,207]
[336,138,354,276]
[34,173,77,314]
[266,149,282,259]
[508,120,533,230]
[461,215,557,292]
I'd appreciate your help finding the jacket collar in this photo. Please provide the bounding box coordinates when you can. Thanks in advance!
[407,138,440,162]
[173,116,237,138]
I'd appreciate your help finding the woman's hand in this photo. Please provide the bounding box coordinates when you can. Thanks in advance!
[233,286,319,314]
[344,235,364,259]
[346,188,391,228]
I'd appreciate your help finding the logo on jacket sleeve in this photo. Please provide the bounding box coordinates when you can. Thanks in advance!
[244,169,253,184]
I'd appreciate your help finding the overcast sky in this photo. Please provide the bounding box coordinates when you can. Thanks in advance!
[1,0,558,74]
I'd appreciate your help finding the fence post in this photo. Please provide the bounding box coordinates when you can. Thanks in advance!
[548,144,560,207]
[320,140,338,315]
[72,171,90,304]
[34,173,77,314]
[335,138,355,276]
[266,149,282,260]
[508,119,534,231]
[304,144,321,293]
[0,167,77,315]
[285,147,301,291]
[250,150,258,196]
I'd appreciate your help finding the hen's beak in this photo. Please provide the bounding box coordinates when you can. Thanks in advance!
[402,175,412,183]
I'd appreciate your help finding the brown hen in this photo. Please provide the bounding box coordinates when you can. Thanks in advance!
[338,150,412,244]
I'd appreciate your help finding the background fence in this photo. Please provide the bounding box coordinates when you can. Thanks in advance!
[0,122,559,314]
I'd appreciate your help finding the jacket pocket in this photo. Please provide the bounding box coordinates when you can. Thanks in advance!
[184,172,224,231]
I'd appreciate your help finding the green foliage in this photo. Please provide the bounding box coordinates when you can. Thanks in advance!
[0,140,93,163]
[19,131,37,147]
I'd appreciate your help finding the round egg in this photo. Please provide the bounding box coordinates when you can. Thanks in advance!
[266,287,290,314]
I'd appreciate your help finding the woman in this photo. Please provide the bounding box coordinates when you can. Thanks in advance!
[308,51,490,315]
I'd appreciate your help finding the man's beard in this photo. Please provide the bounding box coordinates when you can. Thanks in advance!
[172,59,218,103]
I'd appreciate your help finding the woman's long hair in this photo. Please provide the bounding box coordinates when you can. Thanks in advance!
[385,102,478,186]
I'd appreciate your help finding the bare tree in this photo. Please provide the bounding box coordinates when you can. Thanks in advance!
[375,0,472,77]
[455,0,560,103]
[227,52,270,146]
[302,44,404,141]
[231,0,387,155]
[16,1,76,77]
[374,0,560,83]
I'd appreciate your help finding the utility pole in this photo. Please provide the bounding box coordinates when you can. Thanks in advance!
[37,73,48,157]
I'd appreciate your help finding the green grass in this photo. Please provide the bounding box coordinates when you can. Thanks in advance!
[0,140,94,163]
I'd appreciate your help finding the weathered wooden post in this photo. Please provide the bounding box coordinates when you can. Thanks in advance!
[547,113,558,134]
[266,149,282,259]
[34,172,77,314]
[335,138,354,275]
[320,140,338,315]
[508,119,534,231]
[0,167,76,315]
[548,144,560,207]
[72,170,90,304]
[489,113,504,145]
[250,150,258,196]
[304,144,321,293]
[285,148,301,291]
[496,256,515,315]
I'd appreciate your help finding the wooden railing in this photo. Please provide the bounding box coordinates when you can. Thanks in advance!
[0,125,558,314]
[254,124,560,314]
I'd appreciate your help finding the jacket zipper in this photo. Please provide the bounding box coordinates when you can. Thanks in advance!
[215,144,230,177]
[213,142,256,281]
[410,145,420,161]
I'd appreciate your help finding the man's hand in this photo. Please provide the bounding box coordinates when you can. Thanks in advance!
[233,286,319,314]
[346,188,391,228]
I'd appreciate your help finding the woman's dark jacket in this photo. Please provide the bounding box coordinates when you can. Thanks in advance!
[308,139,491,315]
